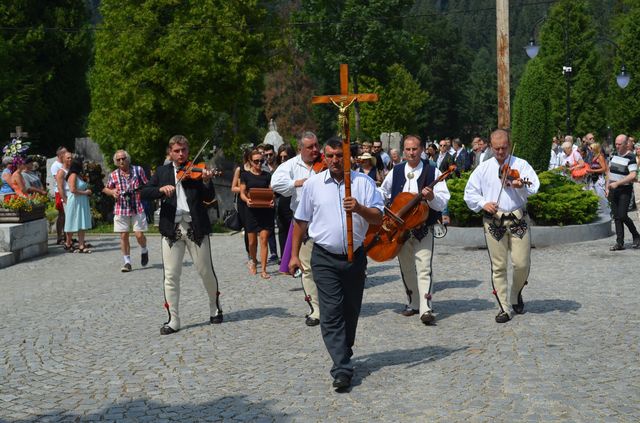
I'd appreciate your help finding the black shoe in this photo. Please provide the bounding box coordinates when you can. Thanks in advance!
[305,316,320,326]
[495,311,511,323]
[633,238,640,249]
[610,244,625,251]
[141,252,149,266]
[512,293,525,314]
[210,313,223,324]
[160,325,178,335]
[332,374,352,389]
[121,263,132,272]
[400,306,419,317]
[420,311,436,325]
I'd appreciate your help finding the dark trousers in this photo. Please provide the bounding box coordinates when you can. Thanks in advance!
[311,245,366,378]
[609,185,639,245]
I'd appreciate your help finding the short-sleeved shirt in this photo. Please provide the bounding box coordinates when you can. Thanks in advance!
[609,152,637,186]
[50,161,63,193]
[295,170,384,255]
[106,165,148,216]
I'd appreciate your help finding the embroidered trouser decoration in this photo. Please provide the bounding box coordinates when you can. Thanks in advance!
[483,215,531,316]
[299,238,319,319]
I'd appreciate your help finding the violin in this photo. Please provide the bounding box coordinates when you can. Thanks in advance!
[312,154,328,173]
[363,164,457,262]
[176,161,222,181]
[499,163,532,187]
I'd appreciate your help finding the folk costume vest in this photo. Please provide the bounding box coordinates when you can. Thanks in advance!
[390,160,441,230]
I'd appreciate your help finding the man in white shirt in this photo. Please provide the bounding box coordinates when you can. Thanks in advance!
[379,135,450,325]
[271,132,322,326]
[289,137,384,390]
[464,129,540,323]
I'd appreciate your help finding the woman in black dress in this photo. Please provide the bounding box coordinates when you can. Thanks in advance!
[240,150,275,279]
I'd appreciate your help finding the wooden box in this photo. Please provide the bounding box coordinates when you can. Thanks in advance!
[248,188,274,208]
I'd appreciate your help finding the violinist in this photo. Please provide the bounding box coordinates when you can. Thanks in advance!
[271,131,323,326]
[379,135,450,326]
[140,135,223,335]
[463,129,540,324]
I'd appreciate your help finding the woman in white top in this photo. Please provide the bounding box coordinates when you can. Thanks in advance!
[558,141,585,181]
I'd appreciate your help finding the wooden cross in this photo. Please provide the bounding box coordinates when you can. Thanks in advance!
[10,126,28,139]
[311,64,378,262]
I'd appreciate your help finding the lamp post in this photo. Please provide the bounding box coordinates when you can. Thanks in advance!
[525,17,631,136]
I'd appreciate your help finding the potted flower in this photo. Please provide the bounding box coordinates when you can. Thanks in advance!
[0,193,50,223]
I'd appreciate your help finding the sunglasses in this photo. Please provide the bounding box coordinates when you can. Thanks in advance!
[251,159,262,164]
[264,153,274,157]
[116,157,127,161]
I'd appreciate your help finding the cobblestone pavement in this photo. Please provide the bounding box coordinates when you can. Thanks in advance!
[1,225,639,422]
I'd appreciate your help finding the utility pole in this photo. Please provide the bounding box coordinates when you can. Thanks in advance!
[496,0,510,129]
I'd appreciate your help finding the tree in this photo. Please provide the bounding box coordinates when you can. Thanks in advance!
[462,47,496,138]
[512,58,553,172]
[606,0,640,136]
[536,0,604,136]
[0,0,92,155]
[293,0,416,140]
[358,63,429,137]
[89,0,274,166]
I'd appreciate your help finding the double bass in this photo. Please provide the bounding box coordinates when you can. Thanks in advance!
[363,164,456,262]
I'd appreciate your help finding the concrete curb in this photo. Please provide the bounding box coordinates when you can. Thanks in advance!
[437,211,613,248]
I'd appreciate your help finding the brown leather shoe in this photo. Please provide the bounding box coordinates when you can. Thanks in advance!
[401,306,419,317]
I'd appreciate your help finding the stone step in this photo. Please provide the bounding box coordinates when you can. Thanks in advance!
[0,252,15,269]
[0,218,48,266]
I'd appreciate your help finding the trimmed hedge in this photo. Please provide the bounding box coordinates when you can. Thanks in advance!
[447,170,599,227]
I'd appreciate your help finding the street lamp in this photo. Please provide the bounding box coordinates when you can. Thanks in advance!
[525,16,631,136]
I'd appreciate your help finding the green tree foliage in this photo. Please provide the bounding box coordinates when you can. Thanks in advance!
[89,0,274,166]
[407,6,472,139]
[0,1,92,155]
[293,0,417,140]
[512,58,553,172]
[462,47,496,137]
[358,63,429,137]
[607,0,640,135]
[536,0,604,136]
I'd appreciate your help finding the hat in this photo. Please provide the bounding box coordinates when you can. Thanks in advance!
[358,152,376,167]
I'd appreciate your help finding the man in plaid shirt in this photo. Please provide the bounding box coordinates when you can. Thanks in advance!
[103,149,149,272]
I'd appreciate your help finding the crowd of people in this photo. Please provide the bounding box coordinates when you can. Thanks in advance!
[3,129,639,392]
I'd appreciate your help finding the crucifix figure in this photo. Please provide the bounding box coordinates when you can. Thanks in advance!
[10,126,29,139]
[312,64,378,261]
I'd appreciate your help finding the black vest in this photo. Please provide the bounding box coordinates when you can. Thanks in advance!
[390,160,441,227]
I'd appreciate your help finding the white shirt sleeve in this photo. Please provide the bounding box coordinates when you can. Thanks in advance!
[427,168,450,212]
[379,170,394,200]
[293,180,312,222]
[464,166,488,213]
[271,159,296,197]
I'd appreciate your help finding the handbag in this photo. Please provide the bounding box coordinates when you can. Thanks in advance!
[571,163,590,179]
[223,208,242,231]
[223,194,242,231]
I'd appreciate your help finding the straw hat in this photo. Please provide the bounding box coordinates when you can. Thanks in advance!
[358,152,376,167]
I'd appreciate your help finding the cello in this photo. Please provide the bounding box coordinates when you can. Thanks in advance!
[363,164,456,262]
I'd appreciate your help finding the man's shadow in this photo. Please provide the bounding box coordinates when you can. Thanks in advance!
[433,279,483,293]
[435,298,495,321]
[341,345,468,392]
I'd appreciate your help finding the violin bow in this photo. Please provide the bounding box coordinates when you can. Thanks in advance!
[176,138,210,184]
[495,141,516,208]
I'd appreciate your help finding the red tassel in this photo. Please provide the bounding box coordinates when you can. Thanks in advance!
[163,302,170,310]
[426,294,432,300]
[304,295,311,302]
[492,290,497,296]
[216,291,221,297]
